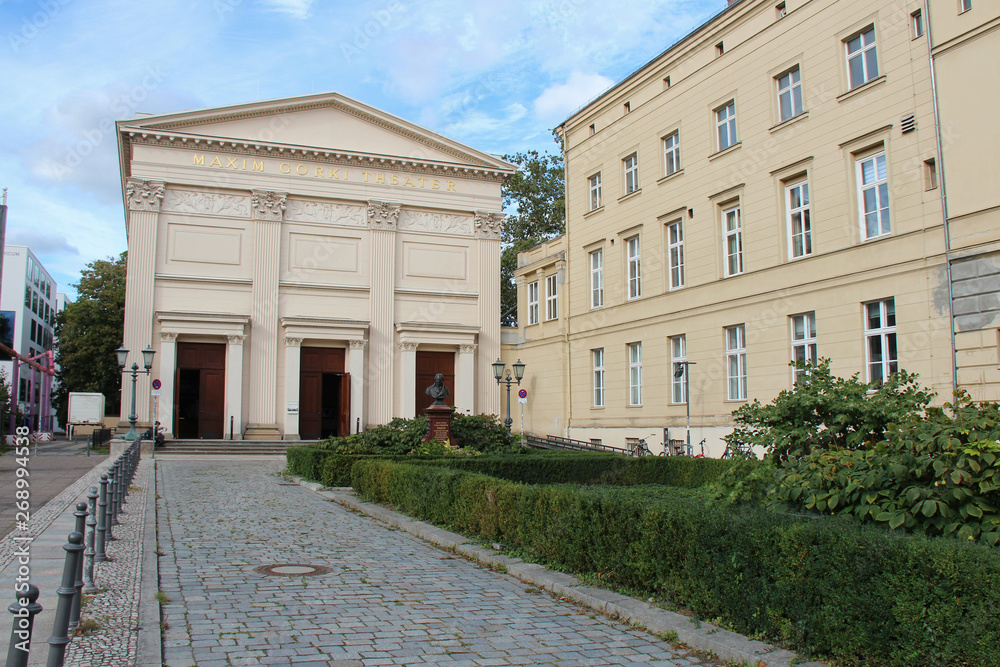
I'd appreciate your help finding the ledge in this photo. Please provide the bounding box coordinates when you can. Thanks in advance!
[656,169,685,186]
[708,142,742,161]
[583,205,605,218]
[768,110,810,134]
[837,75,887,103]
[617,188,642,203]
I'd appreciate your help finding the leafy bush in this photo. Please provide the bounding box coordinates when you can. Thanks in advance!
[725,359,932,461]
[352,459,1000,666]
[313,414,519,456]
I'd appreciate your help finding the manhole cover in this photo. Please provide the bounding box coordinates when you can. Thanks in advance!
[254,563,331,576]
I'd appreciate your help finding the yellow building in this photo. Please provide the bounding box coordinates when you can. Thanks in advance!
[504,0,1000,456]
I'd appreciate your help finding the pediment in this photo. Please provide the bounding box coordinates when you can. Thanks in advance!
[119,92,514,172]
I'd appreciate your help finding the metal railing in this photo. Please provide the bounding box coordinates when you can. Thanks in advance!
[524,434,629,455]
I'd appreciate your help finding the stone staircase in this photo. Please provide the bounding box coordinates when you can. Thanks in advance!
[154,439,320,456]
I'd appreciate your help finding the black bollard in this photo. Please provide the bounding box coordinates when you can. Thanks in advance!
[112,459,124,520]
[95,475,109,561]
[69,502,88,631]
[46,531,84,667]
[104,468,116,541]
[84,487,98,592]
[6,584,42,667]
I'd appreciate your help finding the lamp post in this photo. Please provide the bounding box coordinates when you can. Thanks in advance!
[673,360,696,455]
[492,358,525,433]
[116,345,155,441]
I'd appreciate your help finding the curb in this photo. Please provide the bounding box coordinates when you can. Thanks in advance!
[138,460,162,666]
[294,478,826,667]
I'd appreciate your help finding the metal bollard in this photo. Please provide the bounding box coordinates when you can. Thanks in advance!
[112,459,124,520]
[6,584,42,667]
[84,487,98,592]
[95,475,109,560]
[69,502,88,631]
[104,468,116,541]
[46,531,84,667]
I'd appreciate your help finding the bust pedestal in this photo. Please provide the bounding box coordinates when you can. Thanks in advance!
[422,404,456,447]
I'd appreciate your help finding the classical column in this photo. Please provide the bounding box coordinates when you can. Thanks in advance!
[158,332,177,438]
[347,339,366,434]
[367,201,400,425]
[457,344,477,415]
[475,211,504,417]
[245,190,286,440]
[226,334,245,440]
[120,178,165,428]
[399,342,418,419]
[283,337,302,440]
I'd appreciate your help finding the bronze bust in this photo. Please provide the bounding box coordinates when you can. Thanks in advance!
[425,373,450,405]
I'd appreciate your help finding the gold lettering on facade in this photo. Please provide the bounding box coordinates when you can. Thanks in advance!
[296,165,307,175]
[390,174,399,185]
[226,157,239,169]
[362,171,370,182]
[209,157,223,167]
[418,178,426,188]
[403,177,414,187]
[375,173,385,184]
[447,181,456,191]
[193,154,205,166]
[432,179,440,190]
[315,166,324,177]
[253,161,264,171]
[280,163,291,174]
[329,169,339,179]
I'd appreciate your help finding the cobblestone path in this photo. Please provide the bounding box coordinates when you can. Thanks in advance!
[157,460,708,667]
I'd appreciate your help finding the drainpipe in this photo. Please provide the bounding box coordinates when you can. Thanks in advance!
[924,0,959,397]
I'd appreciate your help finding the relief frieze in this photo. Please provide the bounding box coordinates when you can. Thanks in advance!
[161,190,251,217]
[284,199,366,226]
[398,209,472,235]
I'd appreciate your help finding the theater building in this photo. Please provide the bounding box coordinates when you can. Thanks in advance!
[116,92,514,440]
[504,0,1000,455]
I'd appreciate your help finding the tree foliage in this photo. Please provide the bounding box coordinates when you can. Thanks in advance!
[53,252,127,423]
[499,149,565,325]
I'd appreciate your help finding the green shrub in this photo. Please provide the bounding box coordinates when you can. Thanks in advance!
[352,460,1000,666]
[311,414,519,456]
[726,359,932,461]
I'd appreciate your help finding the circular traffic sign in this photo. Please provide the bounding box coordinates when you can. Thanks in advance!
[518,389,527,399]
[151,379,162,390]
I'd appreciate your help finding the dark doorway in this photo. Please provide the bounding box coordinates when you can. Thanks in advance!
[175,342,226,439]
[300,347,350,440]
[415,350,455,414]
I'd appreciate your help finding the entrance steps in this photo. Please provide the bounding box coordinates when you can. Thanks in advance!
[155,439,319,456]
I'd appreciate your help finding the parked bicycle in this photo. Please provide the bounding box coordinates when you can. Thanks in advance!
[628,434,656,457]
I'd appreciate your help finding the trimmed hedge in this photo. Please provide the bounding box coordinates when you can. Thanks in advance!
[352,460,1000,667]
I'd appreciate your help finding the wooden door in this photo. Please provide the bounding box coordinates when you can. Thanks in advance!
[199,370,225,438]
[299,373,323,440]
[299,347,346,440]
[415,351,455,414]
[339,373,351,435]
[175,343,226,439]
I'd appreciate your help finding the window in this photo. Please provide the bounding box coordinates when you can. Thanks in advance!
[31,293,38,315]
[857,152,890,240]
[791,312,817,381]
[545,274,558,321]
[30,320,36,343]
[726,325,747,400]
[628,342,642,406]
[623,153,639,194]
[589,173,602,211]
[960,0,972,12]
[924,158,938,190]
[715,42,725,56]
[663,132,680,176]
[670,335,687,404]
[667,221,685,289]
[786,181,812,258]
[776,2,786,18]
[589,123,596,136]
[663,76,671,89]
[593,348,605,407]
[24,286,30,308]
[623,101,631,114]
[865,298,897,385]
[26,258,33,280]
[527,281,539,325]
[590,249,604,308]
[846,27,878,89]
[723,205,743,277]
[716,102,737,151]
[911,10,924,38]
[776,67,803,122]
[626,235,641,299]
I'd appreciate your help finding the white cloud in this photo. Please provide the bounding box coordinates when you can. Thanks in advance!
[5,231,79,256]
[259,0,314,19]
[533,71,614,123]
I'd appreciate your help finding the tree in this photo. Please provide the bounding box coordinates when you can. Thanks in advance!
[499,149,565,325]
[53,252,127,424]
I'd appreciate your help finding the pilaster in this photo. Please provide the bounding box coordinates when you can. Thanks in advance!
[457,344,477,415]
[347,339,366,434]
[475,211,504,417]
[246,190,286,440]
[158,332,177,438]
[282,337,302,440]
[399,342,418,419]
[226,334,245,440]
[121,178,165,426]
[367,200,400,425]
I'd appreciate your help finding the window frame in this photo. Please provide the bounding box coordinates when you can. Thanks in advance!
[722,205,744,277]
[628,342,643,406]
[623,153,639,195]
[670,335,687,404]
[666,220,685,290]
[726,324,747,401]
[960,0,972,13]
[786,180,812,259]
[776,66,804,122]
[589,172,603,211]
[663,131,681,176]
[845,27,879,90]
[544,274,558,321]
[856,151,891,240]
[593,348,605,407]
[790,312,817,381]
[590,248,604,309]
[865,298,898,385]
[527,280,539,325]
[626,235,642,299]
[716,102,737,151]
[911,10,924,38]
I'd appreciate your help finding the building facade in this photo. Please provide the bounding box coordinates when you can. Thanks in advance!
[0,245,57,430]
[116,93,513,440]
[504,0,1000,456]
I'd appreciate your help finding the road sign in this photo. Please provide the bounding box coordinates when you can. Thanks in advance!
[152,379,162,390]
[518,389,527,399]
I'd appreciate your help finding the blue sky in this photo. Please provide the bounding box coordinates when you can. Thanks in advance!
[0,0,721,297]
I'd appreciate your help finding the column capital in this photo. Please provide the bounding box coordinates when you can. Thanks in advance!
[228,334,246,345]
[398,341,418,352]
[284,337,302,347]
[251,190,287,221]
[474,210,504,240]
[367,200,400,230]
[126,178,166,212]
[159,331,177,342]
[459,344,478,354]
[348,339,367,350]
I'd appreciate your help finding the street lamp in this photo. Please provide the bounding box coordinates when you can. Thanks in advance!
[492,358,525,432]
[673,360,696,455]
[117,345,155,441]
